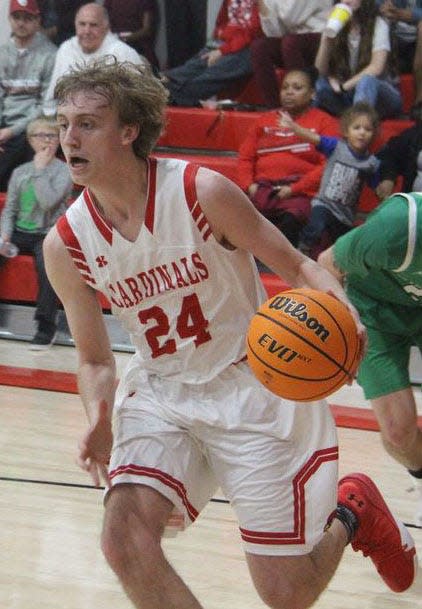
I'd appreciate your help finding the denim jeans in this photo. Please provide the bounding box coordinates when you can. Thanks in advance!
[166,46,253,106]
[315,74,403,118]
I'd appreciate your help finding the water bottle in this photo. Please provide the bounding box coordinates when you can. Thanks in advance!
[0,237,19,258]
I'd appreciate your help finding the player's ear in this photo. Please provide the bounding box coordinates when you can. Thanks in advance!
[121,124,140,145]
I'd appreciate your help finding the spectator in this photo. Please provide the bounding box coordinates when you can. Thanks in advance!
[237,68,339,246]
[280,102,380,258]
[0,116,72,349]
[251,0,333,108]
[43,2,146,115]
[377,0,422,113]
[0,0,57,192]
[163,0,207,68]
[376,105,422,198]
[318,191,422,527]
[104,0,160,70]
[314,0,403,119]
[163,0,263,107]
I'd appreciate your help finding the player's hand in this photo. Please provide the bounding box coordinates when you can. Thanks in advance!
[77,400,113,488]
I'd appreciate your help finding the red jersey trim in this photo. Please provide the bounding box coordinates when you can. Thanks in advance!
[84,189,113,245]
[56,215,97,286]
[109,463,199,522]
[183,163,212,241]
[239,446,339,545]
[144,157,157,234]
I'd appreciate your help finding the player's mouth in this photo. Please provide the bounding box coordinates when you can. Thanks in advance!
[69,155,89,170]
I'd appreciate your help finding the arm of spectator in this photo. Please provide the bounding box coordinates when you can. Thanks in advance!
[342,48,388,91]
[315,33,336,76]
[237,124,261,191]
[279,111,322,145]
[0,171,20,238]
[376,179,395,199]
[289,164,325,198]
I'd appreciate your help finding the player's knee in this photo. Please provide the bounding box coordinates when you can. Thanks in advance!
[101,515,159,577]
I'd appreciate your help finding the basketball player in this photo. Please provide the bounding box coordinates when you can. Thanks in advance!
[43,58,418,609]
[319,192,422,528]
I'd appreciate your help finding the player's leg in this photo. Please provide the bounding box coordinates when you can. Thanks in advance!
[371,388,422,470]
[101,375,217,609]
[247,473,418,608]
[246,519,348,609]
[101,484,203,609]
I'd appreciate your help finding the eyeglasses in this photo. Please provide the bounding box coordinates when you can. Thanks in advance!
[29,133,59,140]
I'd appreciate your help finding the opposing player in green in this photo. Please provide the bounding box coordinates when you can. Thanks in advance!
[318,192,422,526]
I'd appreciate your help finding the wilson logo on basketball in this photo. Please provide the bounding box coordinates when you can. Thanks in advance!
[268,295,330,342]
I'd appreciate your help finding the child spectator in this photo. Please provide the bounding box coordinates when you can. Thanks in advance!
[280,102,380,258]
[237,68,338,246]
[0,0,57,191]
[0,116,73,349]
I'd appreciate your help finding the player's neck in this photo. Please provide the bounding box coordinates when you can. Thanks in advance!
[89,157,149,241]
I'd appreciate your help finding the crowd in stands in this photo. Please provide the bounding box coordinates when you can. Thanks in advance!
[0,0,422,348]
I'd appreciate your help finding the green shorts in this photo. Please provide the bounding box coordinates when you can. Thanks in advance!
[350,289,422,399]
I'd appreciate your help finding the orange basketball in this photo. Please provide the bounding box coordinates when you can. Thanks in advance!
[246,288,360,402]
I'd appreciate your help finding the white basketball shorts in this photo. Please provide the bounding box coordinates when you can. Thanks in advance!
[107,360,338,556]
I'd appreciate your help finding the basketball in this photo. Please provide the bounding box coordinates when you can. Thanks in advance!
[246,288,360,402]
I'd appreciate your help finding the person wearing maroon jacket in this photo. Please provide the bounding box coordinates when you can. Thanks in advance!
[163,0,262,107]
[238,68,338,245]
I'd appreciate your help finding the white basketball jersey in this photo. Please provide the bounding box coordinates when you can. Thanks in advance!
[57,157,267,382]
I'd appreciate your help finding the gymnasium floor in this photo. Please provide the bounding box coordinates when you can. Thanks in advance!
[1,339,421,609]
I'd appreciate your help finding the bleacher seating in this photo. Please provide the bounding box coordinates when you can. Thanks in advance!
[0,73,417,316]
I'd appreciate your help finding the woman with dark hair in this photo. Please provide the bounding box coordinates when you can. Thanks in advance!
[314,0,402,118]
[237,68,338,246]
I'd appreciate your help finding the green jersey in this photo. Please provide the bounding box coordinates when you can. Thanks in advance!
[334,192,422,308]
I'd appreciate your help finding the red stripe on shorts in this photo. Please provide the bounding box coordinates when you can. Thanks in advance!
[239,446,339,545]
[109,463,199,522]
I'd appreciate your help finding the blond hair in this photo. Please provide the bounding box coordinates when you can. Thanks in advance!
[54,57,169,158]
[26,116,60,137]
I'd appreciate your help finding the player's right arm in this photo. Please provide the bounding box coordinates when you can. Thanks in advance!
[43,226,116,487]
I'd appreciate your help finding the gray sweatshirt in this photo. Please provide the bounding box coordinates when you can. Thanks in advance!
[0,32,57,135]
[0,157,72,237]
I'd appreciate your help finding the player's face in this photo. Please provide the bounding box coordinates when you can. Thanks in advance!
[56,91,127,187]
[345,114,375,154]
[279,72,314,115]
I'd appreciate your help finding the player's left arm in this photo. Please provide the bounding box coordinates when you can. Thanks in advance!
[196,168,365,337]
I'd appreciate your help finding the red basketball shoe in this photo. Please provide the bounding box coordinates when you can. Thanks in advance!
[338,473,418,592]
